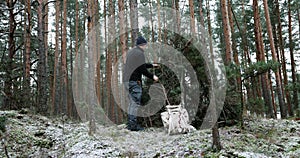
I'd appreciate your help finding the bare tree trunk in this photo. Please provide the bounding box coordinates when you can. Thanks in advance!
[93,0,102,120]
[4,0,16,110]
[175,0,180,33]
[198,0,205,27]
[108,0,116,123]
[37,0,48,114]
[104,0,108,114]
[275,0,292,116]
[298,6,300,42]
[263,0,286,118]
[24,0,31,108]
[212,123,222,151]
[61,0,69,116]
[52,0,60,115]
[228,0,240,87]
[157,0,161,42]
[220,0,232,64]
[130,0,138,46]
[68,4,75,118]
[288,0,299,116]
[228,0,243,121]
[241,0,256,114]
[87,0,96,135]
[149,1,155,43]
[45,4,49,73]
[74,0,79,107]
[189,0,196,35]
[118,0,126,123]
[253,0,274,118]
[119,0,127,63]
[206,0,214,64]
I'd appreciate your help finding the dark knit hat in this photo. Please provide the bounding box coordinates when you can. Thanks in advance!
[136,36,147,46]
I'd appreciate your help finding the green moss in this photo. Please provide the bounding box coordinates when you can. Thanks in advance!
[34,138,53,149]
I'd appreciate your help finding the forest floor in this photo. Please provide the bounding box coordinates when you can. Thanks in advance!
[0,110,300,158]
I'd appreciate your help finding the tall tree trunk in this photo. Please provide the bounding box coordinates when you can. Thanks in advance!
[45,4,49,73]
[175,0,180,33]
[24,0,31,108]
[221,0,232,64]
[150,0,155,43]
[94,0,101,121]
[74,0,79,107]
[87,0,96,135]
[157,0,161,42]
[228,0,240,88]
[108,0,116,123]
[118,0,126,123]
[298,6,300,42]
[206,0,214,64]
[68,5,75,118]
[198,0,205,27]
[130,0,138,46]
[241,0,253,114]
[189,0,196,35]
[275,0,292,116]
[61,0,69,116]
[212,123,222,150]
[288,0,299,116]
[37,0,48,114]
[253,0,274,118]
[228,0,243,120]
[4,0,15,110]
[262,0,286,118]
[119,0,127,63]
[52,0,60,115]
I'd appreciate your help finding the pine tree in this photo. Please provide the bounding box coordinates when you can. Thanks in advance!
[37,0,48,114]
[263,0,287,118]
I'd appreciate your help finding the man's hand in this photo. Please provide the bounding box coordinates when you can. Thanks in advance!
[153,75,159,82]
[153,63,160,68]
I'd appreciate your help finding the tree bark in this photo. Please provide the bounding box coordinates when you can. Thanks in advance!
[45,4,49,73]
[24,0,31,108]
[108,0,116,123]
[253,0,274,118]
[212,123,222,151]
[61,0,69,116]
[118,0,126,123]
[119,0,127,63]
[175,0,181,33]
[288,0,299,116]
[52,0,60,115]
[206,0,214,64]
[87,0,96,135]
[157,0,161,42]
[189,0,196,35]
[262,0,286,118]
[198,0,205,27]
[220,0,232,64]
[37,0,48,114]
[4,0,15,110]
[275,0,292,116]
[74,0,79,105]
[130,0,138,46]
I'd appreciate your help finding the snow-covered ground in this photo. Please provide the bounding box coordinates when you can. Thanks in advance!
[0,110,299,157]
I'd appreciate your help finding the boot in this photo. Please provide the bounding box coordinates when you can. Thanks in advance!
[127,115,144,131]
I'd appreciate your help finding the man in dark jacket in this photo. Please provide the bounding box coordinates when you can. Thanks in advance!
[123,36,159,131]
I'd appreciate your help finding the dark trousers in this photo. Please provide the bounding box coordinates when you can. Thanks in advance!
[126,81,142,128]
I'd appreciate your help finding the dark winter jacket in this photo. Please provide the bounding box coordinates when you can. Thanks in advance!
[123,46,154,82]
